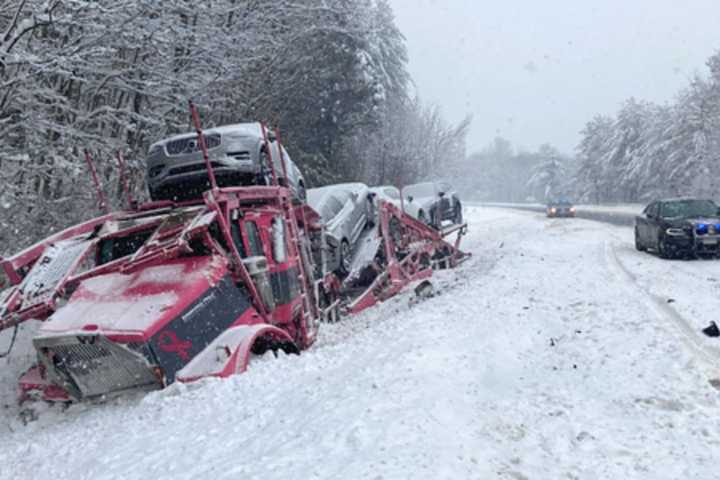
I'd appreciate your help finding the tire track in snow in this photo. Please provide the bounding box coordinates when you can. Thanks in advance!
[604,241,720,377]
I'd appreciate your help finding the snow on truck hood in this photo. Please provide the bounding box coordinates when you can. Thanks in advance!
[38,256,229,338]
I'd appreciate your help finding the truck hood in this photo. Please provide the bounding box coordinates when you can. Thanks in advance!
[38,256,228,338]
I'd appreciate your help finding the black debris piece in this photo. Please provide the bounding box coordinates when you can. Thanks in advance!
[702,321,720,338]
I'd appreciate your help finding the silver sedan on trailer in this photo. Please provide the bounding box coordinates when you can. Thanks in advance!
[307,183,374,275]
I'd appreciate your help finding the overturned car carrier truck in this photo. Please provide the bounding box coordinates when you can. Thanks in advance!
[0,103,469,403]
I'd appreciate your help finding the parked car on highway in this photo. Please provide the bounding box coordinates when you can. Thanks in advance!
[635,198,720,258]
[146,123,306,203]
[307,183,374,275]
[546,198,576,218]
[403,181,463,228]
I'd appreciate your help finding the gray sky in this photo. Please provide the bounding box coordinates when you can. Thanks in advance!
[388,0,720,154]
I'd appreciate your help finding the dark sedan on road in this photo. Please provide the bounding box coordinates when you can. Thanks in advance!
[546,199,576,218]
[635,198,720,258]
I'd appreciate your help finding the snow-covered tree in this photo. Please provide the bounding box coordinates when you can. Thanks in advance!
[526,144,567,201]
[1,0,460,254]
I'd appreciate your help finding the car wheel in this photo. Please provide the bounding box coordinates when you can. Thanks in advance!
[657,236,672,259]
[338,240,352,275]
[418,210,429,225]
[366,199,375,228]
[634,228,646,252]
[297,181,307,202]
[429,208,441,229]
[453,204,463,224]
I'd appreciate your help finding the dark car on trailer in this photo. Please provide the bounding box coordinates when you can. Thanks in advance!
[146,123,306,203]
[635,198,720,259]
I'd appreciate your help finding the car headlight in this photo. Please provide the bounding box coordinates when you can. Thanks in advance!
[665,228,688,237]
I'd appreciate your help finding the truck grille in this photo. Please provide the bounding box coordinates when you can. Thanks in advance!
[35,335,160,400]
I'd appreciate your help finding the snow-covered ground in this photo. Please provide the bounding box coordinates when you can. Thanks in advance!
[576,203,643,215]
[2,207,720,479]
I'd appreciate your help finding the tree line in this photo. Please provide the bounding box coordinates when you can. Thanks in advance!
[574,50,720,204]
[0,0,469,254]
[457,48,720,205]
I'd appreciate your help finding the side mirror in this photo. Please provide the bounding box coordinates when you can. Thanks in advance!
[407,195,414,203]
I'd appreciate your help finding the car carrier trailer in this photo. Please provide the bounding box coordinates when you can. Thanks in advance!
[0,103,469,403]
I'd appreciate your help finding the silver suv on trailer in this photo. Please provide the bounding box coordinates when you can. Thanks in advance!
[146,123,306,202]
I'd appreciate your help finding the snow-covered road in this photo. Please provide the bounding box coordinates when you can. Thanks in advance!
[2,207,720,479]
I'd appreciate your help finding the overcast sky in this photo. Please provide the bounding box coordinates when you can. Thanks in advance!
[388,0,720,154]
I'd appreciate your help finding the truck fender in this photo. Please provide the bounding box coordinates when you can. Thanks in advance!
[176,324,298,382]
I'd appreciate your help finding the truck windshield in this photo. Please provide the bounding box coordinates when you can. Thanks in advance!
[97,230,154,265]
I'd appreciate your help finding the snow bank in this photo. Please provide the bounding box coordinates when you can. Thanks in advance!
[1,207,719,479]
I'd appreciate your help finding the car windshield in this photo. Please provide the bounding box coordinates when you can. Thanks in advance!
[660,200,718,218]
[404,183,435,198]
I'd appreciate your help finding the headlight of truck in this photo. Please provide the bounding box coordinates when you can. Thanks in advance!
[665,228,688,236]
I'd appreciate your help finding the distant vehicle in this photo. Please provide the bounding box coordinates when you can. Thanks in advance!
[307,183,374,275]
[403,181,462,228]
[635,198,720,259]
[546,198,576,218]
[146,123,306,203]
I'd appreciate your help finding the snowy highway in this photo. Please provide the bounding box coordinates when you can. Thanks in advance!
[2,207,720,479]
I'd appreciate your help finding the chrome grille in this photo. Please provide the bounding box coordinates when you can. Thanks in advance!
[35,335,160,400]
[165,134,221,155]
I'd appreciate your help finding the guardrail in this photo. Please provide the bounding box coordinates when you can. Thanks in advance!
[471,202,638,227]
